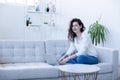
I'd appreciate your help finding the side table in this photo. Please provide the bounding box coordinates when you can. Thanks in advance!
[58,64,100,80]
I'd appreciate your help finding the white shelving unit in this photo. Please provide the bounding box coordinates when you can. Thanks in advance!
[25,0,56,27]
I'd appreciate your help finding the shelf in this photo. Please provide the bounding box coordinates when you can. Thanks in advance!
[27,24,41,27]
[27,11,56,14]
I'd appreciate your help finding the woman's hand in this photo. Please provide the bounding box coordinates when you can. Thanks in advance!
[58,56,64,62]
[58,54,77,65]
[58,54,68,62]
[59,56,71,65]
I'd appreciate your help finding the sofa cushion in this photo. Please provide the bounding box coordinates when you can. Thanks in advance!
[0,41,46,63]
[0,62,59,79]
[96,63,112,73]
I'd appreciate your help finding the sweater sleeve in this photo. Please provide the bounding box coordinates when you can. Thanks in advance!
[66,42,75,55]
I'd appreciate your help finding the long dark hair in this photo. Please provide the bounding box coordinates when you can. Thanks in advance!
[68,18,85,42]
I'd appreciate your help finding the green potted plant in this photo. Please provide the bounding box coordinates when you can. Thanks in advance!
[26,17,32,26]
[88,20,109,46]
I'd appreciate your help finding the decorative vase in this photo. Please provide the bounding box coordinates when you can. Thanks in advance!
[51,4,56,13]
[45,4,50,12]
[35,5,40,12]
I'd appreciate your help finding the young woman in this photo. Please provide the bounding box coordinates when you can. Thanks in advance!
[58,18,98,65]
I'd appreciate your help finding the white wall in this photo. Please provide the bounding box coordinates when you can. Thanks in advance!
[0,3,25,40]
[0,0,120,63]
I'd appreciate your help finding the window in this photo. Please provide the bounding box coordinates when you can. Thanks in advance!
[0,0,37,5]
[26,0,35,6]
[0,0,6,3]
[7,0,15,3]
[16,0,25,5]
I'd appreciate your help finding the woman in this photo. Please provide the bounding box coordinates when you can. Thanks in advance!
[58,18,98,65]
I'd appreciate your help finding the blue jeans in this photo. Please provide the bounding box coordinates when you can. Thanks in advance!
[58,52,98,64]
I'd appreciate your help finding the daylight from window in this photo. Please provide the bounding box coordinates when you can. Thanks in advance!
[0,0,38,5]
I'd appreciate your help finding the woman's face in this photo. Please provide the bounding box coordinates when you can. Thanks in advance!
[72,22,82,34]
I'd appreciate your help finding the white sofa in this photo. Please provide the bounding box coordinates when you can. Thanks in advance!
[0,40,119,80]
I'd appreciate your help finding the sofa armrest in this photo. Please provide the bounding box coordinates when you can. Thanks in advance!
[96,46,119,80]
